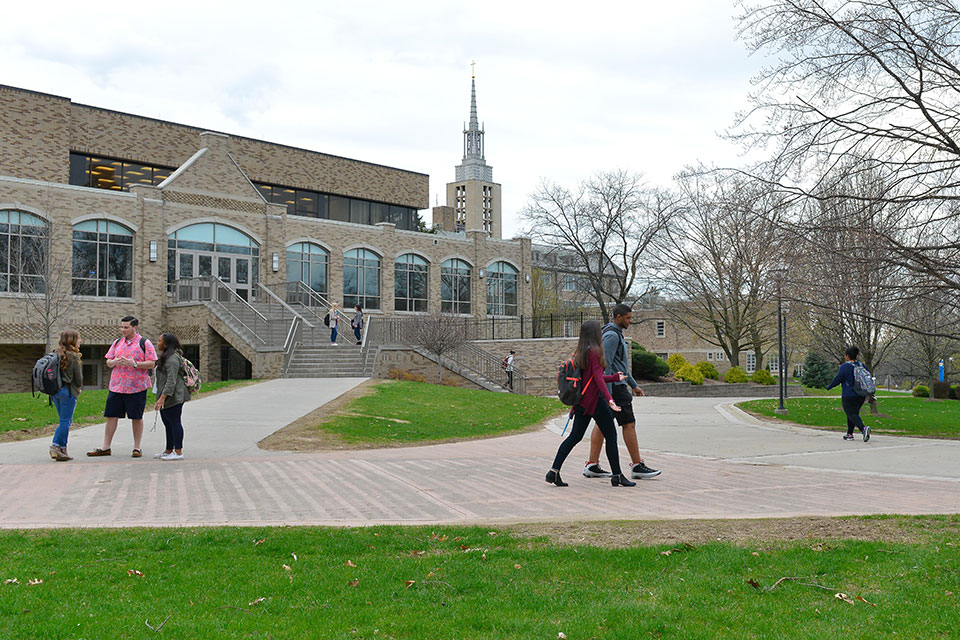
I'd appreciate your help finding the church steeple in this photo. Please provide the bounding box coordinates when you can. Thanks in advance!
[456,65,493,182]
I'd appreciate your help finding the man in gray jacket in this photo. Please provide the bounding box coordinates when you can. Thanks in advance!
[583,303,661,479]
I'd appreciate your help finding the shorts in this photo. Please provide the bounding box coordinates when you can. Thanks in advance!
[104,389,148,420]
[611,385,635,426]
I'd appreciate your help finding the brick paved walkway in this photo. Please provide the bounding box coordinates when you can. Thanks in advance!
[0,386,957,528]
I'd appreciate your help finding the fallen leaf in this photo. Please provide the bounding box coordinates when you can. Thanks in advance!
[291,553,298,561]
[558,633,568,639]
[4,578,19,585]
[28,579,43,586]
[347,579,360,587]
[254,539,265,546]
[427,571,435,577]
[460,544,469,550]
[481,553,486,561]
[127,570,144,577]
[248,597,266,606]
[946,591,953,596]
[660,550,672,556]
[409,550,425,557]
[488,531,498,537]
[856,595,877,607]
[751,552,760,557]
[404,580,415,589]
[12,417,25,421]
[514,564,522,569]
[746,578,761,590]
[834,592,855,604]
[345,560,356,568]
[282,565,291,572]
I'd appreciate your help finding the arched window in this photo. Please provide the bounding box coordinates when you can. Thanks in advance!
[441,259,471,314]
[344,248,380,310]
[167,222,259,301]
[286,242,328,297]
[0,210,48,294]
[395,253,429,312]
[486,261,518,316]
[72,219,134,297]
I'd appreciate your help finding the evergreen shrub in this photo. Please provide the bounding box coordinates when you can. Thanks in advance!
[724,366,749,383]
[675,363,705,385]
[751,369,777,385]
[631,345,670,380]
[801,352,835,388]
[913,384,930,398]
[666,353,688,373]
[694,361,719,380]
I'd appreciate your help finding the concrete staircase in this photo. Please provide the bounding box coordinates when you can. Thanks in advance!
[284,343,376,378]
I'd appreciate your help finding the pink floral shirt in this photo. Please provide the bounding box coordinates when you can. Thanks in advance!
[105,333,158,394]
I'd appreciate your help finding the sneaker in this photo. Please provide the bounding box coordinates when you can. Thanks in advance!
[161,452,184,461]
[583,463,612,478]
[630,461,662,479]
[863,425,871,442]
[153,451,172,459]
[843,434,855,441]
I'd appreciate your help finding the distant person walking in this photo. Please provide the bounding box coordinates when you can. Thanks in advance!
[153,333,190,460]
[826,346,872,442]
[546,320,635,487]
[88,316,157,458]
[504,350,515,390]
[329,303,341,346]
[351,304,363,345]
[584,304,661,480]
[49,329,83,462]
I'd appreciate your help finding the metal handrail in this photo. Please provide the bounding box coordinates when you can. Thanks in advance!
[282,316,303,376]
[257,282,314,328]
[169,276,268,345]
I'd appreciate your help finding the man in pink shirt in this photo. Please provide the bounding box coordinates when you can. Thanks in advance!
[87,316,157,458]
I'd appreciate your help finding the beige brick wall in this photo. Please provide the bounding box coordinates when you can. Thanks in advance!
[0,344,44,394]
[373,348,485,390]
[0,87,71,183]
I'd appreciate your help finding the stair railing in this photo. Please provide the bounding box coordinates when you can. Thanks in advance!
[169,276,270,346]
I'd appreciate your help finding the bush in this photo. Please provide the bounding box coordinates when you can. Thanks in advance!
[800,352,835,389]
[675,363,705,385]
[951,384,959,400]
[387,368,426,383]
[913,384,930,398]
[724,366,749,383]
[932,381,951,399]
[666,353,689,373]
[632,346,670,380]
[694,360,719,380]
[751,369,777,385]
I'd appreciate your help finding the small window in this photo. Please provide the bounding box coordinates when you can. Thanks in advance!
[656,320,666,338]
[707,352,714,360]
[746,353,756,374]
[716,352,725,361]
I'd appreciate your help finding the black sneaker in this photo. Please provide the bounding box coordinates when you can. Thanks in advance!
[843,434,855,441]
[863,425,871,442]
[630,462,661,479]
[583,463,612,478]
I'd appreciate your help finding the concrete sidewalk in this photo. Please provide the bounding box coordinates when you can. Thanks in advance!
[0,392,957,528]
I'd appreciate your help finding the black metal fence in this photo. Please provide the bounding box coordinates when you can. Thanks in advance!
[377,312,607,343]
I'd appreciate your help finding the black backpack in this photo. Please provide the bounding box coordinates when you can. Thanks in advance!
[323,313,331,327]
[32,351,62,398]
[557,356,592,406]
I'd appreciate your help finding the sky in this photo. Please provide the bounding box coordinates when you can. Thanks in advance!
[1,0,765,238]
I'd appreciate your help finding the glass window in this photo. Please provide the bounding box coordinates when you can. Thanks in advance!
[286,242,328,296]
[0,210,49,293]
[343,248,380,310]
[350,199,370,225]
[370,203,388,225]
[72,219,133,298]
[70,153,176,191]
[656,320,666,337]
[486,261,519,316]
[441,258,471,314]
[69,153,89,187]
[395,253,428,312]
[295,190,318,217]
[746,352,756,374]
[329,196,350,223]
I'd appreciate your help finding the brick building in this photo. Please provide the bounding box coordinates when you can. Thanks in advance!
[0,84,532,392]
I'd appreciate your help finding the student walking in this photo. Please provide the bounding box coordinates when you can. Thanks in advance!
[584,304,661,480]
[329,303,341,346]
[546,320,635,487]
[153,333,190,460]
[826,346,872,442]
[351,304,363,345]
[504,350,515,390]
[88,316,157,458]
[49,329,83,462]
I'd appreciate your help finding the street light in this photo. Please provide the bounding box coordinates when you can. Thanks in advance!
[770,265,788,415]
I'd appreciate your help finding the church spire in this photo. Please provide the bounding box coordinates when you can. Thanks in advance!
[456,63,492,182]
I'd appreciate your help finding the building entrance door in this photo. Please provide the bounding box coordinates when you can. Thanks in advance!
[176,251,255,301]
[167,223,260,302]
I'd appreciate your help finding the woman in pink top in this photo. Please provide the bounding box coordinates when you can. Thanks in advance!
[546,320,635,487]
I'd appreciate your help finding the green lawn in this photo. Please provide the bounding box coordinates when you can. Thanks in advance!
[0,380,254,434]
[799,385,904,397]
[315,380,565,443]
[0,519,956,639]
[739,395,960,438]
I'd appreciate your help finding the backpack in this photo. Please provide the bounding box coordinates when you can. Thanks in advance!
[557,356,592,406]
[111,336,154,386]
[32,352,62,398]
[501,356,509,370]
[323,313,331,327]
[602,325,625,364]
[852,362,876,397]
[179,355,202,394]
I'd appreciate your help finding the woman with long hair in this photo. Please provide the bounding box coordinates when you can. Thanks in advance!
[329,302,341,346]
[49,329,83,461]
[546,320,635,487]
[153,332,191,460]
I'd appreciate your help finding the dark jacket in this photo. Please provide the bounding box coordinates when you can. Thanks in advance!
[827,361,859,398]
[577,348,620,415]
[602,322,637,392]
[60,352,83,398]
[155,352,190,409]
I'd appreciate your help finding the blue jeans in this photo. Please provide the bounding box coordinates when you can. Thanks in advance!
[51,386,77,448]
[331,326,338,343]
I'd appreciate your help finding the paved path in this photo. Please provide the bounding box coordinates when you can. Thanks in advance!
[0,387,957,528]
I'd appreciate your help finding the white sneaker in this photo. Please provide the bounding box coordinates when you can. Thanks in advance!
[161,452,184,461]
[153,451,171,459]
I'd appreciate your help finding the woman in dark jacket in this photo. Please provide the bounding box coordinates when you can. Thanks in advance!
[50,329,83,462]
[546,320,634,487]
[153,333,191,460]
[826,346,871,442]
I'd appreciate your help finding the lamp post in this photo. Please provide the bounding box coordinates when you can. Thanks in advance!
[770,266,788,415]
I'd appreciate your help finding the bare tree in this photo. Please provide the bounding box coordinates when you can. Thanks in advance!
[733,0,960,328]
[530,267,563,316]
[12,221,76,352]
[656,171,783,367]
[412,315,470,384]
[521,170,676,321]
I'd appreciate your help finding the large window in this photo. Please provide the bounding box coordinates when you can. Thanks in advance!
[286,242,328,296]
[395,253,428,312]
[72,219,134,297]
[167,223,260,301]
[441,259,472,314]
[486,261,518,317]
[69,153,175,191]
[0,210,48,293]
[344,249,381,310]
[254,181,420,231]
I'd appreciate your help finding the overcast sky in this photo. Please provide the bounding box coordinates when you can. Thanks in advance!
[2,0,765,238]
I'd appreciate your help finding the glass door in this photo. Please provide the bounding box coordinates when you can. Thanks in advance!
[176,251,257,301]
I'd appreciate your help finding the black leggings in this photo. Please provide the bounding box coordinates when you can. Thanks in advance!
[841,395,866,436]
[160,403,184,450]
[551,402,622,476]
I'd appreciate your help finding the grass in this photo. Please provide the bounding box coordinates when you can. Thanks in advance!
[0,380,254,434]
[739,395,960,438]
[314,380,565,444]
[800,385,904,397]
[0,519,957,639]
